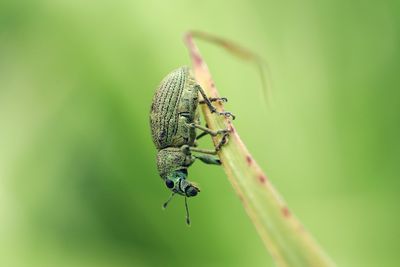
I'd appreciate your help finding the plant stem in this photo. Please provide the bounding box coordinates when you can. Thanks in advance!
[184,32,335,267]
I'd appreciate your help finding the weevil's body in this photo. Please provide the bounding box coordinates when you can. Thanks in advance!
[150,67,198,151]
[150,66,233,224]
[150,67,199,183]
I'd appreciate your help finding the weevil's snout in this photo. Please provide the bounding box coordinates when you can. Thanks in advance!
[185,185,199,197]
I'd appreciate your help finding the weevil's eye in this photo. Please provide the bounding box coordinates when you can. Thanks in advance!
[185,186,198,197]
[165,179,174,189]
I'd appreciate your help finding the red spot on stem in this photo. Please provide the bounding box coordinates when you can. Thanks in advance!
[193,53,203,66]
[282,207,291,218]
[184,33,204,67]
[258,174,266,184]
[246,155,252,165]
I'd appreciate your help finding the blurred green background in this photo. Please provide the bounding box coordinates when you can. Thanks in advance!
[1,1,399,266]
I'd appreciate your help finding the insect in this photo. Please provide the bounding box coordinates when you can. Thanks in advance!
[150,66,234,225]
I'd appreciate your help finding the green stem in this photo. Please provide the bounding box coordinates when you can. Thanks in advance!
[184,32,335,267]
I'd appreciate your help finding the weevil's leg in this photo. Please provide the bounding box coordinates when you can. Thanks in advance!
[193,114,204,141]
[199,97,228,104]
[215,132,229,151]
[195,123,209,140]
[191,136,228,164]
[189,123,229,137]
[195,85,235,119]
[194,154,221,165]
[195,131,208,140]
[192,123,229,151]
[182,134,229,157]
[188,147,217,155]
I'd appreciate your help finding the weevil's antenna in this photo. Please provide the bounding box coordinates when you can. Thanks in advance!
[162,192,176,209]
[184,196,191,226]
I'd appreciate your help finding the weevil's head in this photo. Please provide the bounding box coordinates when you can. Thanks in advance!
[156,148,200,197]
[164,169,200,197]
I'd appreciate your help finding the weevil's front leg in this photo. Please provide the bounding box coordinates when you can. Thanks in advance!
[194,154,221,165]
[195,85,235,119]
[181,145,216,157]
[187,147,217,155]
[181,145,218,164]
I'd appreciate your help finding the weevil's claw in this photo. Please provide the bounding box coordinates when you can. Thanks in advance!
[202,97,228,104]
[216,128,230,135]
[215,97,228,103]
[218,111,235,120]
[186,217,191,226]
[216,132,229,151]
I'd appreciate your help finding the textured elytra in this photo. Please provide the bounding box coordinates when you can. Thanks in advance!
[150,66,199,150]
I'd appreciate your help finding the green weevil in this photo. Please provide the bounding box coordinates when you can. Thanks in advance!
[150,66,234,225]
